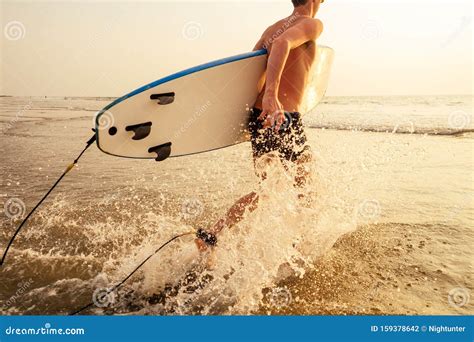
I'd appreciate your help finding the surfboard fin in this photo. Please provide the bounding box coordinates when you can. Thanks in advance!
[150,92,175,105]
[148,142,172,161]
[126,122,152,140]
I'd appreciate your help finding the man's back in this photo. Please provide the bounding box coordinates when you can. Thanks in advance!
[254,15,322,113]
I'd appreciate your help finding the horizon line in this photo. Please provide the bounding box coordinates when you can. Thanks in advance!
[1,94,473,99]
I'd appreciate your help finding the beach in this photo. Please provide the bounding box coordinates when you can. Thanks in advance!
[0,95,472,315]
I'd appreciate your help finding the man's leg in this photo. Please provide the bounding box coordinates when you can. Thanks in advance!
[195,191,259,252]
[211,191,259,234]
[195,108,277,252]
[206,108,276,233]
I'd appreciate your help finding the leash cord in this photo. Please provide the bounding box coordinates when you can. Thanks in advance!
[0,135,96,266]
[0,133,204,315]
[70,231,195,315]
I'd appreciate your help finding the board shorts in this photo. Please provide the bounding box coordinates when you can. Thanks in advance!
[248,107,310,163]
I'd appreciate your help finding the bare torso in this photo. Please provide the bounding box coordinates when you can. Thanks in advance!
[254,17,317,113]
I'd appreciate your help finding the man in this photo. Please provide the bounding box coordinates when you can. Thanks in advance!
[196,0,325,251]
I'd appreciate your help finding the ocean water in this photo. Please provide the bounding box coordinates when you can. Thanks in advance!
[0,95,472,315]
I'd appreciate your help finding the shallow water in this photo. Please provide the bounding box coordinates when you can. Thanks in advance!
[0,95,472,315]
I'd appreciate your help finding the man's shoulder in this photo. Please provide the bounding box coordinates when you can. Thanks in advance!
[295,17,324,38]
[297,17,323,30]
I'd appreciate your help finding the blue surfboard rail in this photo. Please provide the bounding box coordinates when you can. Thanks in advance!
[96,49,268,117]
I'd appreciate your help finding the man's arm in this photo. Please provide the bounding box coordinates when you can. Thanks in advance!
[265,19,322,98]
[261,19,323,129]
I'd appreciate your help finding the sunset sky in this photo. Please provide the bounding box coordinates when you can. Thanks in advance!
[1,0,472,97]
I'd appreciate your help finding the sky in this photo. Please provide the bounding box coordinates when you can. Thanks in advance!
[0,0,472,97]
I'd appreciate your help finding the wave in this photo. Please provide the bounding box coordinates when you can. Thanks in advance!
[307,124,474,137]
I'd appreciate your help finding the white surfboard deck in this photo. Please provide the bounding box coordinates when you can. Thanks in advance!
[95,46,334,160]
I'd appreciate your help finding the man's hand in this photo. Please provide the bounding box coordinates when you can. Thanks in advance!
[259,93,285,131]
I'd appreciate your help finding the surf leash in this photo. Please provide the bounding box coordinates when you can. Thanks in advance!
[0,134,97,267]
[70,231,197,315]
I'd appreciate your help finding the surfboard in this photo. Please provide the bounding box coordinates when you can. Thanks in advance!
[95,46,334,161]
